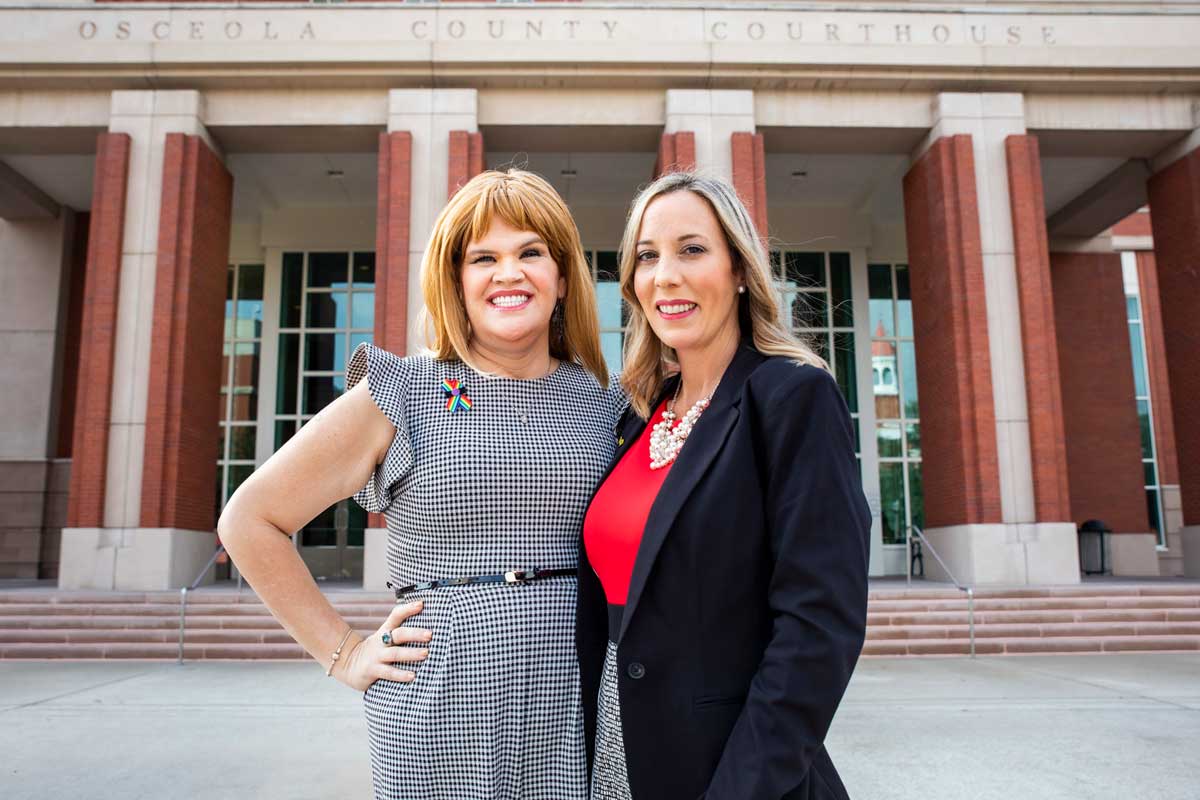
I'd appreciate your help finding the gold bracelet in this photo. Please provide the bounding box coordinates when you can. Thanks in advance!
[326,627,354,677]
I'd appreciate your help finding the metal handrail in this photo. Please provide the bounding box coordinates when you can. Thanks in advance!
[177,545,228,664]
[905,525,976,658]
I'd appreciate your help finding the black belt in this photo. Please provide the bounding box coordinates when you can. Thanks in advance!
[388,568,577,601]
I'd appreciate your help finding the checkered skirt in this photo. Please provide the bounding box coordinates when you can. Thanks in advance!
[346,342,623,800]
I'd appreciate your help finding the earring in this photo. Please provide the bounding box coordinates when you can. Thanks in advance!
[737,286,746,294]
[551,301,566,337]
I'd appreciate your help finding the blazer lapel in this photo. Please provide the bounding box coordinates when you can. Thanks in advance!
[618,346,764,643]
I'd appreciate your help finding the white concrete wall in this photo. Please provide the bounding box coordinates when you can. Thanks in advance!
[0,212,70,460]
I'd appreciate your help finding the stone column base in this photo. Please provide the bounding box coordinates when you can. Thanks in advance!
[1181,526,1200,578]
[58,527,218,590]
[920,523,1081,585]
[1108,533,1161,577]
[363,527,389,590]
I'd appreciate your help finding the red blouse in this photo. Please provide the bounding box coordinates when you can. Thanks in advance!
[583,398,673,605]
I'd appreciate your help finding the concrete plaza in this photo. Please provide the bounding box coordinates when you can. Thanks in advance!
[1,654,1196,799]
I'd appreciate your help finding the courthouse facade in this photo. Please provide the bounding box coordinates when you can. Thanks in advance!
[1,1,1198,589]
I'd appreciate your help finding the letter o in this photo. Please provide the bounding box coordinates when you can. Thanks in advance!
[447,20,465,39]
[79,21,97,40]
[933,24,951,43]
[747,22,765,41]
[225,21,242,40]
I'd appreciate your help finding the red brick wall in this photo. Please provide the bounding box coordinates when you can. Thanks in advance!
[1050,252,1150,533]
[654,132,696,178]
[447,130,485,200]
[1134,251,1180,487]
[731,132,768,237]
[140,134,233,532]
[67,133,130,529]
[902,135,1002,528]
[1111,209,1153,238]
[375,132,413,355]
[371,131,414,528]
[1147,147,1200,524]
[1005,135,1071,523]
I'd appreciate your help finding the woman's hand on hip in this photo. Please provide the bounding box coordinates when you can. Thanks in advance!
[336,600,432,693]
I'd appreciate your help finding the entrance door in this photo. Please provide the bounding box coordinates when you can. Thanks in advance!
[268,249,375,582]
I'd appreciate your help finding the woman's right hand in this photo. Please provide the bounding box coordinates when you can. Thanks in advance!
[335,600,432,693]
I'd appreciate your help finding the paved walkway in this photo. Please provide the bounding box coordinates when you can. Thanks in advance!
[2,654,1197,799]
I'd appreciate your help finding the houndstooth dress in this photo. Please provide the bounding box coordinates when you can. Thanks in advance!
[346,342,623,800]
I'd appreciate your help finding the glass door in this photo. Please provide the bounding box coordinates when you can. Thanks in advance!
[274,250,376,582]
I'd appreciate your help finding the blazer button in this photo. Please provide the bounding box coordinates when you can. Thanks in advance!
[627,661,646,680]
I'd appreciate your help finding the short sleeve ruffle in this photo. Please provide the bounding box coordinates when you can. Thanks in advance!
[345,341,415,514]
[606,373,630,431]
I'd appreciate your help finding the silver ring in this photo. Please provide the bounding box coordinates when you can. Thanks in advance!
[381,630,394,646]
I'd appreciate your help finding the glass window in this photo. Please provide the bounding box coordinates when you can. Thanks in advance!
[307,252,349,289]
[588,249,627,375]
[352,252,375,287]
[216,263,265,517]
[871,263,922,545]
[773,250,859,436]
[1122,252,1164,547]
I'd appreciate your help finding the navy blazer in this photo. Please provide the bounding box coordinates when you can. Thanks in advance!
[577,344,871,800]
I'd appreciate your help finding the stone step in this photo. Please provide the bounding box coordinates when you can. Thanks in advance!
[0,614,385,631]
[862,635,1200,657]
[865,621,1200,640]
[868,607,1200,626]
[0,628,314,645]
[0,642,308,660]
[866,596,1200,614]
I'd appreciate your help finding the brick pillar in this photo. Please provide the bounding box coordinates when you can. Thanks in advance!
[376,131,413,356]
[447,130,484,199]
[1004,135,1071,523]
[654,131,696,178]
[140,134,233,532]
[1050,253,1152,562]
[67,133,130,529]
[730,132,767,236]
[369,130,413,531]
[902,134,1002,530]
[1147,145,1200,576]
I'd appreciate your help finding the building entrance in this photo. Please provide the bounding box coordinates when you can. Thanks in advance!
[219,247,375,582]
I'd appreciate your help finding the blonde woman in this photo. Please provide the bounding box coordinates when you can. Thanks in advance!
[220,170,622,800]
[577,172,870,799]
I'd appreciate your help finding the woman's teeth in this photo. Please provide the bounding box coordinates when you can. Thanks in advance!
[491,295,530,308]
[659,303,697,315]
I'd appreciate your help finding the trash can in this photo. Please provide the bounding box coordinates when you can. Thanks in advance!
[1077,519,1111,576]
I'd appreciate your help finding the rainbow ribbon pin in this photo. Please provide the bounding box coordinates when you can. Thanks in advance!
[441,379,473,413]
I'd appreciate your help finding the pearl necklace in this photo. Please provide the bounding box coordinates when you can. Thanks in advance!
[648,381,714,470]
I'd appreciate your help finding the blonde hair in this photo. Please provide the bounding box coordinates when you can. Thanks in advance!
[619,171,827,418]
[420,169,608,387]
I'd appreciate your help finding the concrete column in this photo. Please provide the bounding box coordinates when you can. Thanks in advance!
[59,91,222,590]
[387,88,478,355]
[664,90,754,181]
[0,201,74,579]
[362,90,478,589]
[903,93,1079,585]
[1147,138,1200,577]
